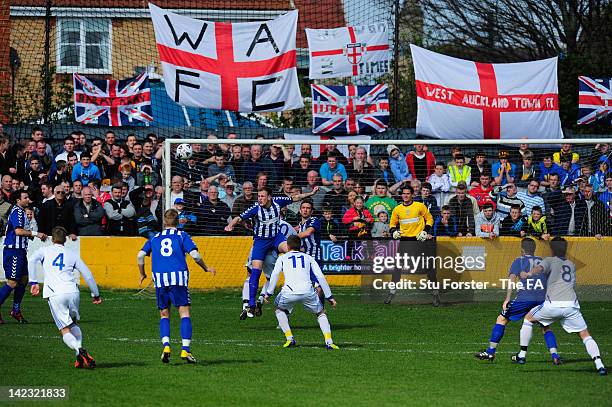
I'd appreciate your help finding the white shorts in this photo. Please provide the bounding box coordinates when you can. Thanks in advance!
[246,251,277,279]
[531,302,587,333]
[48,293,80,330]
[274,289,323,314]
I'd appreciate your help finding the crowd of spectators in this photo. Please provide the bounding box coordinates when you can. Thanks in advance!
[0,125,611,241]
[170,139,612,240]
[0,127,164,238]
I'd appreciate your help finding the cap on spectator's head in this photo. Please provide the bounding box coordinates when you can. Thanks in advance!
[226,181,235,187]
[475,151,486,158]
[144,184,154,191]
[562,186,576,194]
[498,150,509,159]
[174,198,185,205]
[387,145,400,155]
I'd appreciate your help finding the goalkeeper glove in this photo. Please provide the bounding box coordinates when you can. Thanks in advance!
[416,231,428,241]
[392,229,401,240]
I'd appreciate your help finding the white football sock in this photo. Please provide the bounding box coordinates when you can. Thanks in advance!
[317,313,333,345]
[70,325,83,348]
[518,320,533,358]
[583,336,604,369]
[62,332,80,355]
[258,280,270,302]
[242,277,250,301]
[275,309,292,340]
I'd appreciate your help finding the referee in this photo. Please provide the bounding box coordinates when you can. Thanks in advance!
[386,185,439,306]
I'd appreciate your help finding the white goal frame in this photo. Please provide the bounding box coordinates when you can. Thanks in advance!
[164,137,612,210]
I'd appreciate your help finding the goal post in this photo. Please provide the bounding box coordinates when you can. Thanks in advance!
[162,137,612,302]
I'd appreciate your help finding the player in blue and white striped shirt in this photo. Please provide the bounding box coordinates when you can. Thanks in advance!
[137,209,216,364]
[240,216,297,319]
[0,190,47,324]
[225,186,320,313]
[297,199,322,263]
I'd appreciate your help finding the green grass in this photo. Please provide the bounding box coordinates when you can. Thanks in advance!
[0,289,610,406]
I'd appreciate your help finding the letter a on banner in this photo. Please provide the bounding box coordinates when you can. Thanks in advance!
[149,3,303,112]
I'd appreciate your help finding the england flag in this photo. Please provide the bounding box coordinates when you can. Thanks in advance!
[311,84,389,135]
[306,23,390,79]
[411,45,563,140]
[149,3,303,112]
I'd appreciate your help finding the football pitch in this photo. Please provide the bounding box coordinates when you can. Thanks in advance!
[1,289,610,406]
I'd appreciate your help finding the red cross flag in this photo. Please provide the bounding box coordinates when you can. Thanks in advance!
[411,45,563,140]
[306,24,390,79]
[149,3,303,112]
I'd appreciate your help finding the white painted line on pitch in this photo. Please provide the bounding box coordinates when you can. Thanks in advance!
[2,334,607,356]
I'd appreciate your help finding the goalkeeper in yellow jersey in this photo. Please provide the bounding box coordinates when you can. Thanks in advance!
[386,185,439,306]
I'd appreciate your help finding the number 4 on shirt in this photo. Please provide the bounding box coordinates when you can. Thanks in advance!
[53,253,65,271]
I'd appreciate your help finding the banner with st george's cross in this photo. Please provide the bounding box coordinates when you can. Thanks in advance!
[411,45,563,140]
[149,3,303,112]
[306,23,390,80]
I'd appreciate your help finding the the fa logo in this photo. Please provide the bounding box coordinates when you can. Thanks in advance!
[345,43,365,65]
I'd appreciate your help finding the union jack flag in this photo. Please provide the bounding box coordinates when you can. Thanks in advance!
[73,73,153,126]
[311,84,389,135]
[578,76,612,125]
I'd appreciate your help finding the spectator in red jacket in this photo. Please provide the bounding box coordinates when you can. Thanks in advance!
[405,144,436,182]
[342,196,374,239]
[470,173,496,210]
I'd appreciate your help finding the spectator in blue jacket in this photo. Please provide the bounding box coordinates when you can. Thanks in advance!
[557,154,580,187]
[319,155,348,186]
[538,153,562,188]
[433,205,459,237]
[387,144,412,183]
[71,152,101,187]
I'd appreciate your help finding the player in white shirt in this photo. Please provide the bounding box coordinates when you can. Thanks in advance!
[517,237,607,375]
[28,226,102,369]
[264,235,339,349]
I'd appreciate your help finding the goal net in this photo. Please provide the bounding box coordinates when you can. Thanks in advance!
[165,137,612,303]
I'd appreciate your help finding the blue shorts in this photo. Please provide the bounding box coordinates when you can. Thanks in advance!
[500,300,543,321]
[156,286,191,310]
[250,234,287,263]
[3,248,28,281]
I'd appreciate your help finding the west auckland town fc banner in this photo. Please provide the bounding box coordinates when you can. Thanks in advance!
[311,84,389,134]
[73,73,153,126]
[149,3,303,112]
[578,76,612,125]
[411,45,563,139]
[306,23,390,79]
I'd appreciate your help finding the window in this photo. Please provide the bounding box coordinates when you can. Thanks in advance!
[57,19,112,73]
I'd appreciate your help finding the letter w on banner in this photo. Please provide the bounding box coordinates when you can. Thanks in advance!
[311,84,389,134]
[306,24,390,79]
[411,45,563,139]
[149,3,303,112]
